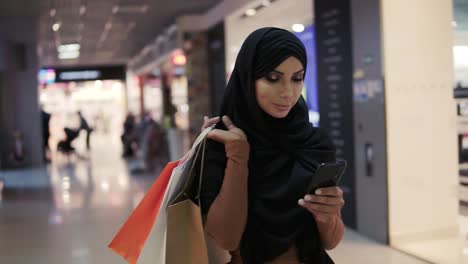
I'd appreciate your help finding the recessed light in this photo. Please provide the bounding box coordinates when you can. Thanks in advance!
[292,24,305,33]
[112,5,148,14]
[52,23,61,32]
[245,9,256,17]
[58,51,80,60]
[105,22,112,30]
[58,43,80,53]
[80,6,86,15]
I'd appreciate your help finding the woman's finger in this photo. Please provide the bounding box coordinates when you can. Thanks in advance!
[222,115,237,130]
[309,209,335,223]
[208,116,220,123]
[308,203,337,214]
[299,199,337,214]
[304,195,344,206]
[315,186,343,197]
[202,116,220,131]
[207,129,236,144]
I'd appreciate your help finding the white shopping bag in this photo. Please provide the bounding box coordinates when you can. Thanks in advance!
[138,126,215,264]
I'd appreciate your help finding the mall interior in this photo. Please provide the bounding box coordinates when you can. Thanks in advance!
[0,0,466,263]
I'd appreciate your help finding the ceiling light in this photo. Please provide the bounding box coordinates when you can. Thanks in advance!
[112,5,148,14]
[172,54,187,65]
[58,51,80,60]
[245,9,256,16]
[156,35,166,44]
[50,9,56,17]
[58,43,80,53]
[167,24,177,35]
[105,22,112,30]
[52,23,61,32]
[101,181,110,192]
[62,181,71,190]
[80,6,86,15]
[62,191,70,203]
[262,0,271,7]
[292,24,305,33]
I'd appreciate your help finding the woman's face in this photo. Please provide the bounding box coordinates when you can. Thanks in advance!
[255,56,305,118]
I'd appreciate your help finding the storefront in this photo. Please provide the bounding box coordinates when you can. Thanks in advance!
[128,25,191,160]
[38,66,127,155]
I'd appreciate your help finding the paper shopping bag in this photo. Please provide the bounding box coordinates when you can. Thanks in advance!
[138,126,214,264]
[165,137,209,264]
[108,161,179,264]
[165,127,230,264]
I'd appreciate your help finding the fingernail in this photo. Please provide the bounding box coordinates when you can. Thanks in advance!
[304,195,312,201]
[315,189,322,195]
[298,199,305,206]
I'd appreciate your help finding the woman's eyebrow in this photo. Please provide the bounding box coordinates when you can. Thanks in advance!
[272,69,305,75]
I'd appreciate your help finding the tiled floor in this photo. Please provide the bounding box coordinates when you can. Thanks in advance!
[0,132,435,263]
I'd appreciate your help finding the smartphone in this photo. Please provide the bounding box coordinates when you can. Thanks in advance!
[307,160,347,194]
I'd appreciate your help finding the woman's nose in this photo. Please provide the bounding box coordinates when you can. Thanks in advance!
[279,82,294,99]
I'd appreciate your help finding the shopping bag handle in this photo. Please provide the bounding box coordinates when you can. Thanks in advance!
[196,138,207,208]
[169,127,210,207]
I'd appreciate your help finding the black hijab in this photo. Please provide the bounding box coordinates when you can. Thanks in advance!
[198,27,336,263]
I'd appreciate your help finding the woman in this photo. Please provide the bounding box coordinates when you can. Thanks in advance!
[196,27,345,264]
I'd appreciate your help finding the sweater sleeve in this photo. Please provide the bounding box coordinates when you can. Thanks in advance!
[203,139,249,251]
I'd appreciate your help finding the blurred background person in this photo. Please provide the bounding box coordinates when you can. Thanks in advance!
[121,113,137,158]
[78,111,93,151]
[41,107,51,162]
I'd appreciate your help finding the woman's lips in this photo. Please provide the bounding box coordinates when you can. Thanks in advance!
[273,103,290,111]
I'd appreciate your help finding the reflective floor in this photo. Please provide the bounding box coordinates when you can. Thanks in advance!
[0,132,431,263]
[390,163,468,264]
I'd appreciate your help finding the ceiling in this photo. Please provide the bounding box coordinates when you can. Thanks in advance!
[225,0,312,72]
[0,0,221,67]
[1,0,466,67]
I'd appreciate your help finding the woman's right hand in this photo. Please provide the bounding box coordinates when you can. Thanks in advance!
[207,115,247,144]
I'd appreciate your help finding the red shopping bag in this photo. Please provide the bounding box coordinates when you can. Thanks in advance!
[108,161,179,264]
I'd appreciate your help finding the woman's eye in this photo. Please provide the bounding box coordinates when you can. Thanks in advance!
[265,75,280,83]
[292,77,304,82]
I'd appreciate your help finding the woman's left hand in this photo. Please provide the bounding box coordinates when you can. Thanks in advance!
[298,187,345,224]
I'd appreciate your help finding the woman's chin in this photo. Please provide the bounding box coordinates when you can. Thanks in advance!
[267,110,290,119]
